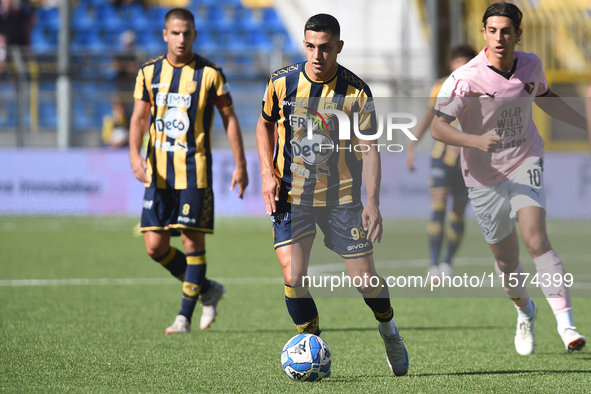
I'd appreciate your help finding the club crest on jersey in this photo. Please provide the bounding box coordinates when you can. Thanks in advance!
[323,102,337,117]
[523,82,535,95]
[186,81,197,94]
[155,108,190,139]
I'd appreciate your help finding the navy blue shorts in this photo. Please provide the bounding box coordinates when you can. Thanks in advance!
[140,187,214,234]
[271,202,373,259]
[429,146,468,203]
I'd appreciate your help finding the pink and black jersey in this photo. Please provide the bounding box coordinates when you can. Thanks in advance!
[434,48,549,187]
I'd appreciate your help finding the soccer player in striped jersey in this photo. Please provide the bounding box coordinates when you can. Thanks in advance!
[256,13,408,376]
[406,44,476,283]
[432,2,588,355]
[129,8,248,335]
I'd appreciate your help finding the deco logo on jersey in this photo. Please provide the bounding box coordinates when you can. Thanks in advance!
[290,131,334,166]
[156,93,191,108]
[155,108,190,139]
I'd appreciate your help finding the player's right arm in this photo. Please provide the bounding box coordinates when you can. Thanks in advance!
[129,99,150,183]
[430,73,499,153]
[256,117,280,215]
[431,115,499,153]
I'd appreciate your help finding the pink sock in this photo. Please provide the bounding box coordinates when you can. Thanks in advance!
[533,250,571,314]
[494,261,530,308]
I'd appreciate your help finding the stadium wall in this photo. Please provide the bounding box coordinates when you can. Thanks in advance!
[1,149,590,219]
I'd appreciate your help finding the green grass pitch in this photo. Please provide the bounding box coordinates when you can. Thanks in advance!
[1,216,590,393]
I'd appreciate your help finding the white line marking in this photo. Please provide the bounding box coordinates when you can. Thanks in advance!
[0,277,283,287]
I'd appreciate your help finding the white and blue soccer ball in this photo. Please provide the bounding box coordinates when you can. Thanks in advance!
[281,333,331,382]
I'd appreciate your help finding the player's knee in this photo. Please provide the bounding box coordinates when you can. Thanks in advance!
[524,236,551,257]
[145,243,168,259]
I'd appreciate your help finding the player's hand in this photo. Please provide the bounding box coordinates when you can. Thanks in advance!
[406,147,416,172]
[477,130,501,153]
[261,173,280,215]
[130,154,149,183]
[230,165,249,199]
[362,202,383,243]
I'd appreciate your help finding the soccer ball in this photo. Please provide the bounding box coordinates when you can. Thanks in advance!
[281,333,331,382]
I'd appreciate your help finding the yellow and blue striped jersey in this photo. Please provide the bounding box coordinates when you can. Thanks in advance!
[134,54,232,190]
[261,62,377,207]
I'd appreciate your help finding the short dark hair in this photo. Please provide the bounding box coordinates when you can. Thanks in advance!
[304,14,340,38]
[165,8,195,28]
[482,2,522,31]
[451,44,476,61]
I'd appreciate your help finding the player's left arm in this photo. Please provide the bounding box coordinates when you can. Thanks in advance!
[360,140,383,243]
[218,104,248,198]
[535,89,587,131]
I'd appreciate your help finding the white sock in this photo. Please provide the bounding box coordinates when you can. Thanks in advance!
[380,320,397,336]
[517,299,535,320]
[555,309,575,335]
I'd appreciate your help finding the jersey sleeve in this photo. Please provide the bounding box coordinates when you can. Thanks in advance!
[261,78,280,123]
[210,68,233,110]
[133,68,150,102]
[535,61,550,97]
[356,88,378,137]
[433,73,469,122]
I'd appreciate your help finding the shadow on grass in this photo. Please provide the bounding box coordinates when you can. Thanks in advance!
[412,369,591,377]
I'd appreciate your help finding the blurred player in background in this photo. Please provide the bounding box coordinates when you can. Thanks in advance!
[587,85,591,134]
[129,8,248,334]
[256,14,409,376]
[102,97,130,148]
[432,2,588,355]
[406,44,476,282]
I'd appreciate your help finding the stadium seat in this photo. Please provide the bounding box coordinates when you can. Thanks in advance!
[0,101,17,127]
[246,29,269,52]
[35,7,59,32]
[234,6,259,31]
[207,5,232,29]
[39,101,57,129]
[148,6,168,25]
[135,28,165,54]
[195,29,217,53]
[30,27,54,54]
[261,8,283,32]
[120,3,150,32]
[71,5,94,32]
[85,31,109,54]
[95,3,123,33]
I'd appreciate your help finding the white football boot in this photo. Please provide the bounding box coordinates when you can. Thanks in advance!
[165,315,190,334]
[560,327,586,354]
[427,265,440,286]
[514,301,537,355]
[438,262,453,278]
[199,280,226,330]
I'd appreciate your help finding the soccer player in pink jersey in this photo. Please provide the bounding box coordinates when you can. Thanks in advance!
[431,2,589,355]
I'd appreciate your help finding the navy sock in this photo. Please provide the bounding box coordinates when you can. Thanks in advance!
[152,247,187,281]
[179,251,207,322]
[284,284,320,335]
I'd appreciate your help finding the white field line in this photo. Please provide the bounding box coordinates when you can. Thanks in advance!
[2,255,589,288]
[0,277,283,287]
